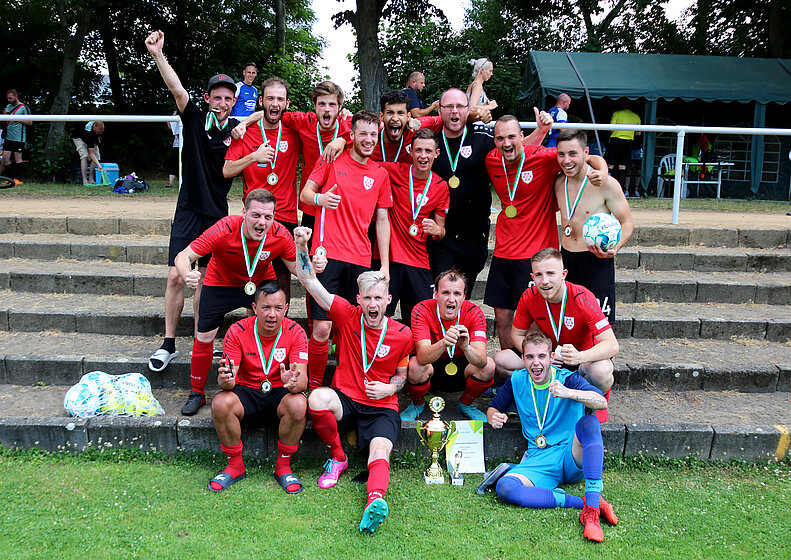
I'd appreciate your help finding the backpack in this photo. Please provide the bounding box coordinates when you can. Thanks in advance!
[113,173,150,194]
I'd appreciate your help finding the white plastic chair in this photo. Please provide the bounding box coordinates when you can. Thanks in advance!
[656,154,676,198]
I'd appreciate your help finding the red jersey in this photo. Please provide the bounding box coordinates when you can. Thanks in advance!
[410,299,488,360]
[328,297,412,411]
[370,117,442,164]
[307,151,392,267]
[485,144,561,259]
[222,316,308,390]
[513,281,611,350]
[380,162,449,269]
[190,215,296,287]
[225,122,302,224]
[280,111,353,216]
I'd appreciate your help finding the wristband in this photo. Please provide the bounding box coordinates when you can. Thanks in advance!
[314,193,321,206]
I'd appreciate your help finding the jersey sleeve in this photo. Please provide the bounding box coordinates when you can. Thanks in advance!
[286,321,309,364]
[275,224,297,261]
[376,170,393,209]
[578,290,612,336]
[417,116,442,131]
[307,156,332,186]
[222,322,245,371]
[328,296,355,328]
[466,304,488,343]
[225,136,246,161]
[512,290,534,331]
[189,217,227,256]
[434,179,450,216]
[490,377,515,412]
[410,301,432,342]
[563,372,604,396]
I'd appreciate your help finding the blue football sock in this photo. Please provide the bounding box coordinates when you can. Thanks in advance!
[576,415,604,509]
[553,488,584,509]
[496,476,557,509]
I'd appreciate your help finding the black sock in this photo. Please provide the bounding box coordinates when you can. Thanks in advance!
[161,337,176,354]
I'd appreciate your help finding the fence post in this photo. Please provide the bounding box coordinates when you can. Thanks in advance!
[672,130,686,225]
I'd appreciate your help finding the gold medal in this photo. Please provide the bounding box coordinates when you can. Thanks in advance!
[504,204,517,218]
[564,225,572,237]
[445,362,458,375]
[409,223,419,237]
[315,245,327,257]
[536,435,547,449]
[267,172,278,185]
[244,281,256,295]
[261,380,272,393]
[448,175,460,189]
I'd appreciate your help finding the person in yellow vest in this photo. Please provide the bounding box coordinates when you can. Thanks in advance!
[605,101,640,191]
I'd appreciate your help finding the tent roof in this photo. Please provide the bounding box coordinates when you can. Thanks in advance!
[519,51,791,107]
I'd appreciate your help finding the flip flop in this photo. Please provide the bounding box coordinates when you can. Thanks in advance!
[149,349,179,372]
[208,471,246,492]
[476,462,515,495]
[274,472,303,494]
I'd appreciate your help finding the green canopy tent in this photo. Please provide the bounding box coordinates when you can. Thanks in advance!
[518,51,791,197]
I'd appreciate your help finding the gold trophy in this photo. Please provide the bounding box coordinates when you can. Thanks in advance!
[416,396,453,484]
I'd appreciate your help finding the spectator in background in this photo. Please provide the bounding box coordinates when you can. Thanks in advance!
[547,93,571,148]
[231,62,259,118]
[466,58,498,115]
[606,100,641,190]
[71,120,104,186]
[404,72,439,118]
[1,89,32,185]
[166,109,181,187]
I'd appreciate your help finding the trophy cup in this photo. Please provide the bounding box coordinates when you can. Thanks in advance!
[416,396,453,484]
[449,449,464,486]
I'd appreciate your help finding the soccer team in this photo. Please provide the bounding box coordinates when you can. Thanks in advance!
[143,30,635,540]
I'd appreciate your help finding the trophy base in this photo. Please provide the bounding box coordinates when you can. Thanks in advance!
[450,473,464,486]
[424,473,445,485]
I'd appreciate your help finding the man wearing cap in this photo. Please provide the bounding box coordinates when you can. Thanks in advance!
[145,30,242,373]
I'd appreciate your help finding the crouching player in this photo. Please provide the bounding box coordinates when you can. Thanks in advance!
[293,226,412,534]
[487,331,618,543]
[209,280,308,494]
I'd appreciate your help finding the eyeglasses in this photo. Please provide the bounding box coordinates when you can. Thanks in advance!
[440,104,468,111]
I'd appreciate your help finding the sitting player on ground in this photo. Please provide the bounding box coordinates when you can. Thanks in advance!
[293,226,412,535]
[487,330,618,543]
[209,280,308,494]
[402,268,494,421]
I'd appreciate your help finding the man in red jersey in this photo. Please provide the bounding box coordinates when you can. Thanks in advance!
[299,110,393,390]
[379,129,449,323]
[493,248,618,422]
[173,189,298,416]
[484,114,608,352]
[223,77,302,300]
[294,227,412,535]
[209,279,308,494]
[371,89,439,165]
[402,268,494,421]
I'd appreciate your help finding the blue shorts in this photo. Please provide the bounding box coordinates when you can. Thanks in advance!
[504,439,583,490]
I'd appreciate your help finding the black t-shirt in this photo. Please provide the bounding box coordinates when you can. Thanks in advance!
[71,126,101,148]
[176,99,238,218]
[431,123,494,244]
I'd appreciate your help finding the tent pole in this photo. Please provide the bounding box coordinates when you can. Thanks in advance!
[672,130,685,225]
[565,52,603,154]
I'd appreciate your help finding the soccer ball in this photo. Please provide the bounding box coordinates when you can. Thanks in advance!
[115,372,152,395]
[98,383,124,415]
[80,371,113,392]
[63,382,102,417]
[582,213,622,251]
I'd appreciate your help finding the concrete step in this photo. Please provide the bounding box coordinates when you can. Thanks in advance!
[616,246,791,272]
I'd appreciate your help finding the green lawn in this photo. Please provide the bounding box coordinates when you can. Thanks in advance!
[1,448,789,560]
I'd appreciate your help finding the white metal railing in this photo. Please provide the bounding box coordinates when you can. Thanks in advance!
[3,115,790,224]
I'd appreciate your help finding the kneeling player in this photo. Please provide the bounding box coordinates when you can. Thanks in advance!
[209,280,308,494]
[294,226,412,534]
[487,331,618,542]
[402,269,494,421]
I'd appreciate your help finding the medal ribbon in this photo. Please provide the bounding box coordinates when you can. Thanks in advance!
[204,111,227,132]
[435,304,460,360]
[544,285,568,343]
[316,121,339,154]
[563,164,590,223]
[529,366,556,435]
[240,224,267,281]
[259,120,283,172]
[441,127,468,173]
[409,165,433,223]
[501,148,526,204]
[360,314,389,374]
[253,320,283,381]
[380,130,403,162]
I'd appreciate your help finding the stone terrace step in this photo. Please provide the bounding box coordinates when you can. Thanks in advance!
[1,289,790,343]
[2,258,789,305]
[616,246,791,272]
[2,215,789,249]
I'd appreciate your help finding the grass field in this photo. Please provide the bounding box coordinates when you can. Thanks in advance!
[2,448,789,560]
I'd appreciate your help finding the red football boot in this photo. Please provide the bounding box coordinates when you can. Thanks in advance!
[595,389,611,423]
[580,505,604,542]
[584,496,619,525]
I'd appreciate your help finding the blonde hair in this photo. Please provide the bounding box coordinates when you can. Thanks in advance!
[470,58,491,78]
[357,270,388,293]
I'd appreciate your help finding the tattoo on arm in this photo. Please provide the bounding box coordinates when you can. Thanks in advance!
[298,251,312,272]
[576,394,605,407]
[389,370,406,392]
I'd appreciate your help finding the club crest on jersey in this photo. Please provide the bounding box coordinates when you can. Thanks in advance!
[415,193,429,205]
[223,137,232,147]
[279,141,288,153]
[259,251,270,260]
[460,145,472,158]
[273,348,286,362]
[521,170,533,184]
[377,344,390,358]
[405,145,412,154]
[564,316,575,329]
[363,176,374,190]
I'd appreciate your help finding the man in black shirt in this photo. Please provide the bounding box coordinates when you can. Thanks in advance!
[145,30,239,375]
[71,121,105,185]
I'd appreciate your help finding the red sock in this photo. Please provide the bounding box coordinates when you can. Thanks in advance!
[366,458,390,506]
[595,388,611,423]
[275,441,301,492]
[309,408,345,461]
[460,376,493,405]
[406,380,430,406]
[190,338,215,393]
[210,441,244,490]
[308,336,329,390]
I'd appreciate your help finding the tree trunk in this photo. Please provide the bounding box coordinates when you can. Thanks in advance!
[354,0,388,112]
[767,0,783,57]
[99,7,125,112]
[43,3,93,169]
[276,0,286,55]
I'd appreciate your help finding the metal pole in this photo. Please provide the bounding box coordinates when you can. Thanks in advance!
[672,131,686,225]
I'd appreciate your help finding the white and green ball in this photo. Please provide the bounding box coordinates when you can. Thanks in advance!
[582,212,622,251]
